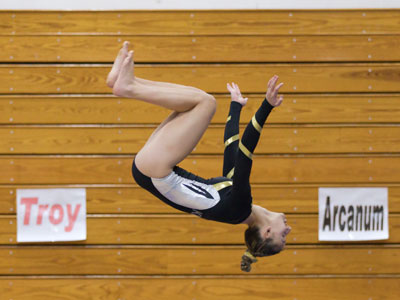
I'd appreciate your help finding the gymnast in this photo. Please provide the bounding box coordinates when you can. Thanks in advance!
[107,41,291,272]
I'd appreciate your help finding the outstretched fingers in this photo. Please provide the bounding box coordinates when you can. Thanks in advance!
[227,83,234,93]
[274,82,284,96]
[266,75,284,107]
[267,75,277,90]
[275,95,284,107]
[227,82,248,106]
[227,82,240,97]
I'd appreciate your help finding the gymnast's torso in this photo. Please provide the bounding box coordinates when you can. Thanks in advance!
[132,161,252,224]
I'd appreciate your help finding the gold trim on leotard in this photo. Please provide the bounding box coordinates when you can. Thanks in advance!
[239,141,253,160]
[251,115,262,133]
[224,134,239,147]
[226,167,235,179]
[213,180,233,191]
[226,115,231,122]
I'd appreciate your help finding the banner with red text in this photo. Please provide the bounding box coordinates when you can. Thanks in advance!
[16,188,86,242]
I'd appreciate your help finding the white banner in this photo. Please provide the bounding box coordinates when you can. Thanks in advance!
[319,188,388,241]
[16,188,86,242]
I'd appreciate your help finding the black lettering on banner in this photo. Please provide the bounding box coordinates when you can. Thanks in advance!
[373,205,384,231]
[323,196,331,231]
[321,194,385,233]
[364,206,372,231]
[347,206,354,231]
[339,206,346,231]
[333,205,339,231]
[356,206,363,231]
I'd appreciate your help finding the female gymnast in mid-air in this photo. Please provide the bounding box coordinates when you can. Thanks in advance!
[107,41,291,272]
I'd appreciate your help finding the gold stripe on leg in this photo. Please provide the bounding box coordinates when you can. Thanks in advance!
[224,134,239,147]
[226,115,231,122]
[239,141,253,160]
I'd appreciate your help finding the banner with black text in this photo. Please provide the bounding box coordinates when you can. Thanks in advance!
[318,188,388,241]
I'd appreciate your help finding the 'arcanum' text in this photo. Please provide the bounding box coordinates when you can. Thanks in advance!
[322,196,384,232]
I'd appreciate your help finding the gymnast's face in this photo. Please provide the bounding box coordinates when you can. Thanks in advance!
[260,208,292,249]
[269,212,292,249]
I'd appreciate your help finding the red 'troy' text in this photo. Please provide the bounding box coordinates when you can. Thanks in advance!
[20,197,81,232]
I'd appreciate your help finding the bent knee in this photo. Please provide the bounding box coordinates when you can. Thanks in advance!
[200,93,217,115]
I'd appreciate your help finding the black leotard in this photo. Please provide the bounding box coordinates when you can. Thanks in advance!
[132,99,274,224]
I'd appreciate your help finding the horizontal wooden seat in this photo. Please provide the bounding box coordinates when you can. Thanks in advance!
[1,35,400,62]
[1,64,400,94]
[0,156,399,184]
[0,125,399,154]
[0,246,398,275]
[2,94,400,125]
[0,215,398,245]
[2,185,400,214]
[1,10,400,35]
[0,277,398,300]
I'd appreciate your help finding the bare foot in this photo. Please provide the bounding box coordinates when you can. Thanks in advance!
[113,50,136,97]
[106,41,130,88]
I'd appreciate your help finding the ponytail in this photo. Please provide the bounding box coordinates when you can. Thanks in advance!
[241,226,283,272]
[240,250,258,272]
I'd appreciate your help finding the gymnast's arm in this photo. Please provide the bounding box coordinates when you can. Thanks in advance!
[222,83,248,178]
[231,75,284,199]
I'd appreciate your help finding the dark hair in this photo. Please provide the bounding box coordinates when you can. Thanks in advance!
[240,226,282,272]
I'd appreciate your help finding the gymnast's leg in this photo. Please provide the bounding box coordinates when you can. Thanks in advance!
[107,41,203,93]
[111,49,216,178]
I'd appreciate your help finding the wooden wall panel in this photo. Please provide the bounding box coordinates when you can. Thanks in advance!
[0,9,399,298]
[2,185,400,214]
[1,35,400,62]
[0,215,398,245]
[1,64,400,94]
[1,126,399,154]
[1,94,400,124]
[0,246,398,275]
[1,11,400,35]
[1,156,399,184]
[0,277,398,300]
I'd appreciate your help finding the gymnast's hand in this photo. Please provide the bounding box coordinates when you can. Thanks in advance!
[227,82,248,106]
[266,75,284,107]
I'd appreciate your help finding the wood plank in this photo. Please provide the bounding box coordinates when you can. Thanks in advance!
[1,155,400,184]
[2,10,400,35]
[2,35,400,62]
[0,246,398,275]
[1,64,399,94]
[0,215,398,245]
[0,186,182,214]
[1,126,400,154]
[0,277,398,300]
[1,94,400,125]
[0,95,172,125]
[2,185,400,214]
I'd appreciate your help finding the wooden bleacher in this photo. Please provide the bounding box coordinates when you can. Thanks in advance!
[0,9,399,299]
